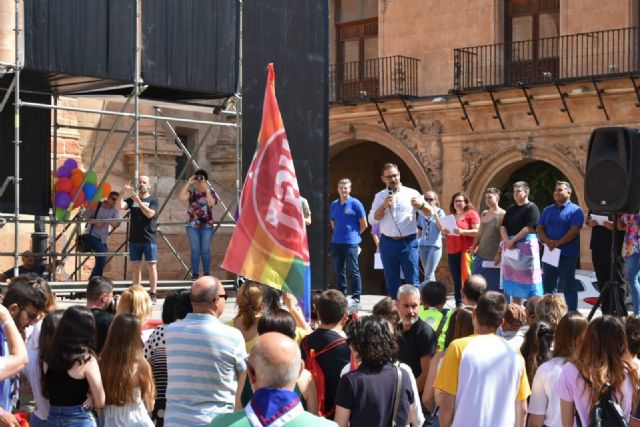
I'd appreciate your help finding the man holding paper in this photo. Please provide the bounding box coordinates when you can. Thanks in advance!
[536,181,584,311]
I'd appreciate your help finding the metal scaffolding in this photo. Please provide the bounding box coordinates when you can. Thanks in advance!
[0,0,244,287]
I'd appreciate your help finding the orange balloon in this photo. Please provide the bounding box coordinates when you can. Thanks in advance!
[70,173,83,189]
[101,182,111,196]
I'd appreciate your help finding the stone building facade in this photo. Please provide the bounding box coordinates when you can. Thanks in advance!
[329,0,640,294]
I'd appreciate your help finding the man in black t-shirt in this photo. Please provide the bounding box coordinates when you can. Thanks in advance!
[396,284,437,393]
[117,175,159,302]
[85,276,115,353]
[0,251,48,282]
[586,211,625,291]
[300,289,351,418]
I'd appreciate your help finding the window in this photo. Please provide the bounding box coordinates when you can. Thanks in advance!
[506,0,559,83]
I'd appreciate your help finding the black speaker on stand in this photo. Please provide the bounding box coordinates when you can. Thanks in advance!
[585,127,640,318]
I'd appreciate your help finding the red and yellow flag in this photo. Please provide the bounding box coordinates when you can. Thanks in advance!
[222,63,311,317]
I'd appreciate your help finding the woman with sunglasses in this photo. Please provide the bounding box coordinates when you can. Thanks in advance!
[417,191,445,283]
[443,192,480,307]
[470,187,505,292]
[178,168,218,279]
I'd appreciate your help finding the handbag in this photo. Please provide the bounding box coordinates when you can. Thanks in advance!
[392,363,403,427]
[76,202,102,252]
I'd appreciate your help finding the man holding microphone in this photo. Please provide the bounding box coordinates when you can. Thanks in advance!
[369,163,433,298]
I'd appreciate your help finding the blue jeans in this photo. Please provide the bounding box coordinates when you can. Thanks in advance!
[187,225,214,276]
[47,405,96,427]
[331,243,362,300]
[84,235,108,278]
[419,245,442,283]
[472,255,501,293]
[29,413,47,427]
[626,253,640,315]
[448,252,463,306]
[542,255,579,311]
[379,234,419,298]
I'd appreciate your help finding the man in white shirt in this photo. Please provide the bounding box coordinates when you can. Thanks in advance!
[368,163,433,297]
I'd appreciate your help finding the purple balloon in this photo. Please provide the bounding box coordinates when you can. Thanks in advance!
[63,158,78,170]
[55,192,72,209]
[56,166,71,179]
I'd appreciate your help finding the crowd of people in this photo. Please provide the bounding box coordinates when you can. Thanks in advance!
[0,272,638,426]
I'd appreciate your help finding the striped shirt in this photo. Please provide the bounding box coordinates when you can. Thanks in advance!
[165,313,247,426]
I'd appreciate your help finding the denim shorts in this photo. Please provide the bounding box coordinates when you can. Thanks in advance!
[129,242,158,263]
[47,405,96,427]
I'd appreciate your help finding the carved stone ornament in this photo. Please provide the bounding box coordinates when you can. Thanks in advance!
[461,144,501,188]
[552,143,586,175]
[390,120,444,191]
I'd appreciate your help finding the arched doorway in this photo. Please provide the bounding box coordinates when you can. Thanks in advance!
[328,141,422,295]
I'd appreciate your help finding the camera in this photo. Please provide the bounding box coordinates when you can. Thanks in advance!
[196,175,205,182]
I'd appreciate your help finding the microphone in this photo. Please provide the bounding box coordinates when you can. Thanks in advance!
[387,186,394,195]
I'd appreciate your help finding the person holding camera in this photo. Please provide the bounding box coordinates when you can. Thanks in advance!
[179,169,218,279]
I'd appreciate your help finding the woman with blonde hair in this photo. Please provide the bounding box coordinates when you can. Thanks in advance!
[100,314,155,426]
[557,315,638,426]
[535,294,568,329]
[228,281,264,352]
[117,284,153,340]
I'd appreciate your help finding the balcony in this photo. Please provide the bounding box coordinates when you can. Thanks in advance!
[453,27,640,92]
[329,55,419,104]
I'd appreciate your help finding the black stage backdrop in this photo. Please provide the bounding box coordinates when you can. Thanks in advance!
[142,0,239,97]
[243,0,329,291]
[24,0,135,82]
[0,93,51,216]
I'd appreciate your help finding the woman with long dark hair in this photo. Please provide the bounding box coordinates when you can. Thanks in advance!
[556,315,638,426]
[42,306,105,426]
[443,192,480,306]
[528,312,588,427]
[334,316,414,427]
[520,321,554,388]
[100,314,155,426]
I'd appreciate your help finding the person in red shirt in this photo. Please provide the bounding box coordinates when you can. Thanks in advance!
[443,192,480,307]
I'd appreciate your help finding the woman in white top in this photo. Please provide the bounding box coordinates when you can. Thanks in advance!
[527,311,588,427]
[99,314,155,427]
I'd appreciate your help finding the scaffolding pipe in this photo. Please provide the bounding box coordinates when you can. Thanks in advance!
[12,0,21,278]
[236,0,244,206]
[17,101,237,127]
[134,0,141,189]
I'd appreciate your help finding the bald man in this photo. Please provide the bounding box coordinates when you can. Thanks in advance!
[165,276,247,426]
[118,175,159,302]
[211,332,336,426]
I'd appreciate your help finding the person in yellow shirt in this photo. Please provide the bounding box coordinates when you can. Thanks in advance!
[433,291,530,427]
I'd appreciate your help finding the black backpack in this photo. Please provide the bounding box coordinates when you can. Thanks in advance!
[576,386,628,427]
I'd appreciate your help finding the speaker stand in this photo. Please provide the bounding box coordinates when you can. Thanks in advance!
[588,214,627,320]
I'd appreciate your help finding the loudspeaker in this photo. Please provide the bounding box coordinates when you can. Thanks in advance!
[585,127,640,213]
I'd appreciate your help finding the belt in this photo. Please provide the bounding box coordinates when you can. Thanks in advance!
[382,233,416,241]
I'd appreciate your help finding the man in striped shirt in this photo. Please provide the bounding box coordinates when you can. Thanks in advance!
[165,276,247,426]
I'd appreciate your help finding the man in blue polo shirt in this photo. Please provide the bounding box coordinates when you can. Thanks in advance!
[331,178,368,304]
[536,181,584,310]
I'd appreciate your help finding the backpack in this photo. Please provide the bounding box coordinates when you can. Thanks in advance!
[576,386,628,427]
[301,336,347,417]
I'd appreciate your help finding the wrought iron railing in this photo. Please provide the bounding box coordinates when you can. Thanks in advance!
[329,55,419,103]
[453,27,640,91]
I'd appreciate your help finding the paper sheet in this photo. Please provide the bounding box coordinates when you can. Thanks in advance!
[590,214,609,226]
[374,252,383,269]
[481,260,500,268]
[542,244,561,267]
[503,248,520,261]
[440,214,459,235]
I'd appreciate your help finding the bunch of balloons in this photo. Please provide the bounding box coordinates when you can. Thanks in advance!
[53,159,112,220]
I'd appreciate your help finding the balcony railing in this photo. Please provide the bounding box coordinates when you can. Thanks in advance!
[453,27,640,91]
[329,55,419,103]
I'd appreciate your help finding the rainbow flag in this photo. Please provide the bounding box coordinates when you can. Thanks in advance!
[222,63,311,318]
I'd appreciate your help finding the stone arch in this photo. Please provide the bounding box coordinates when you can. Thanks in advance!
[329,123,432,192]
[467,144,585,209]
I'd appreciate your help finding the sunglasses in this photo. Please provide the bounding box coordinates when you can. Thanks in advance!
[20,306,39,322]
[216,293,228,301]
[425,197,435,202]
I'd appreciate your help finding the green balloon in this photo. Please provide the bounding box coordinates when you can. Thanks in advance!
[92,188,104,203]
[86,171,98,184]
[55,207,68,220]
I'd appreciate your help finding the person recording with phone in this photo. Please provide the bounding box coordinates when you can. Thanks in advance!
[369,163,434,298]
[178,169,218,279]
